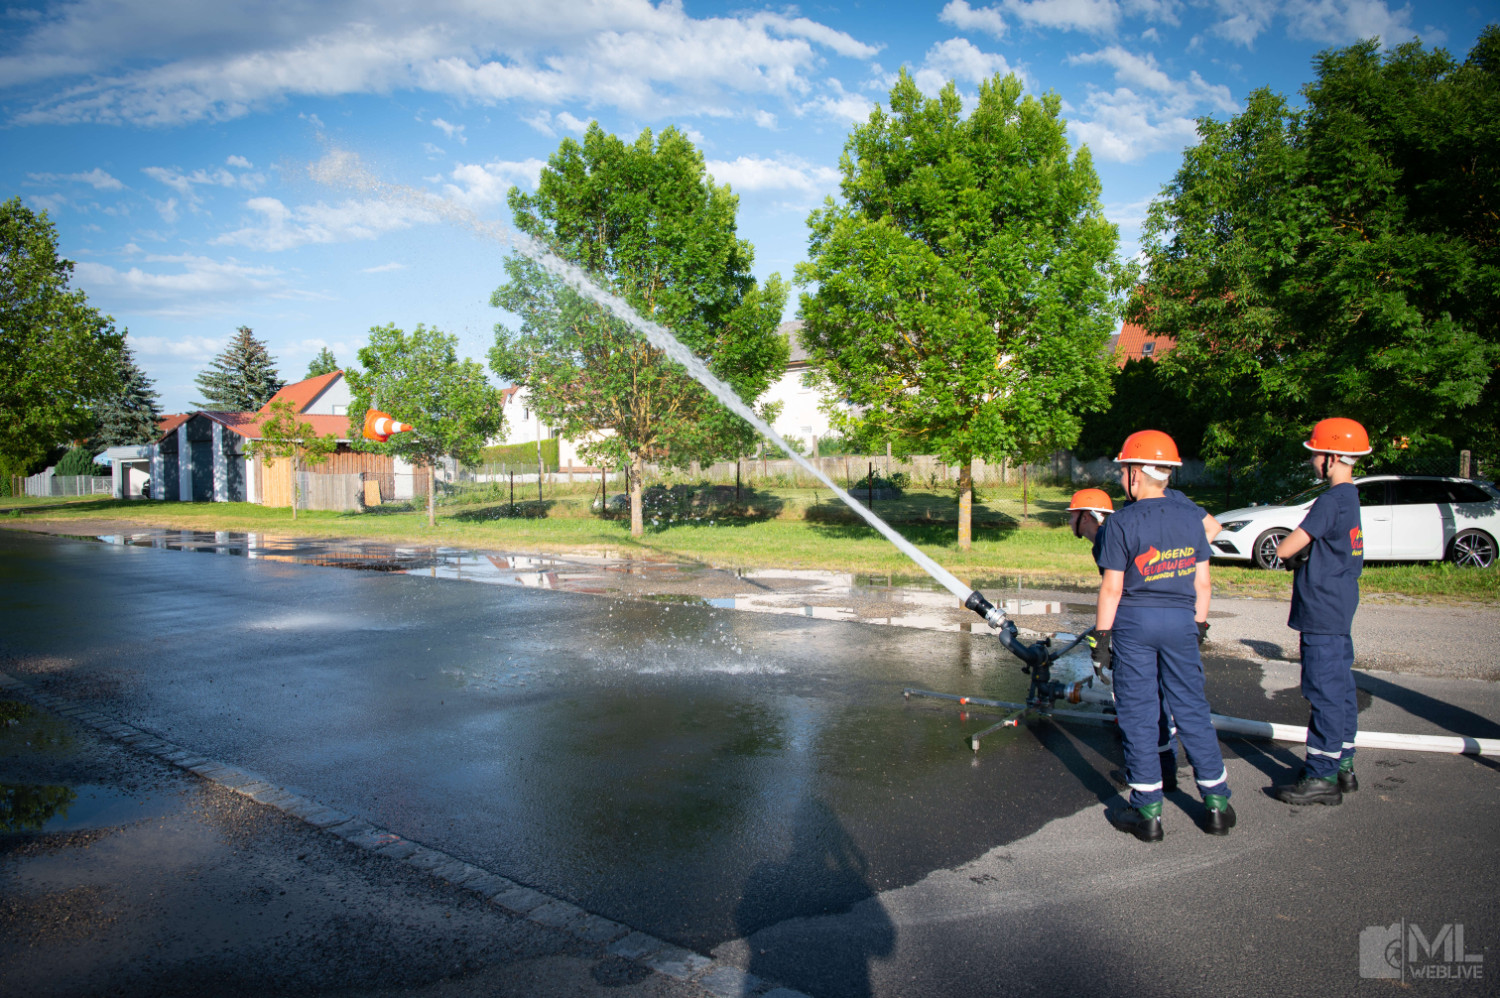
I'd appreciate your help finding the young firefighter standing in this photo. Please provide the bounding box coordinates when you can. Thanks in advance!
[1093,431,1233,841]
[1271,418,1369,805]
[1071,489,1180,793]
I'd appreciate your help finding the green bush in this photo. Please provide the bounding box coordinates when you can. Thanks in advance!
[55,446,101,477]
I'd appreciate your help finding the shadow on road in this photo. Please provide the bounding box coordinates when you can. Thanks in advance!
[734,798,894,998]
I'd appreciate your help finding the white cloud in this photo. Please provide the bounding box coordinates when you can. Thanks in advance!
[1066,86,1201,161]
[753,109,778,129]
[214,196,436,252]
[914,37,1018,96]
[521,110,555,135]
[443,159,548,206]
[1285,0,1413,45]
[362,261,406,273]
[5,1,884,127]
[226,154,253,168]
[1207,0,1278,47]
[704,155,840,193]
[432,117,467,143]
[1064,45,1236,159]
[127,333,228,361]
[151,196,179,223]
[940,2,1008,38]
[26,167,124,190]
[1003,0,1122,34]
[77,252,288,317]
[423,142,446,157]
[556,111,591,133]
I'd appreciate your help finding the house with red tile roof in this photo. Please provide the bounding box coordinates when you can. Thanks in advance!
[1108,320,1176,366]
[146,371,419,506]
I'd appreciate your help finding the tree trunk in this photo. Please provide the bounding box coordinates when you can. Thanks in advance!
[630,451,645,537]
[427,462,437,527]
[957,460,973,551]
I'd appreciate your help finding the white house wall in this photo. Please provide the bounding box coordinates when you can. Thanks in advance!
[764,368,836,447]
[302,374,353,415]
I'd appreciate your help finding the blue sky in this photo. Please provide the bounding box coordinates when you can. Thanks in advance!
[3,0,1492,413]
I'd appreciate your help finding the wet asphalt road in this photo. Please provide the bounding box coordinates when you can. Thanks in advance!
[3,529,1498,997]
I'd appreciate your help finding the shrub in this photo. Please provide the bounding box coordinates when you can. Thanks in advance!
[55,446,101,477]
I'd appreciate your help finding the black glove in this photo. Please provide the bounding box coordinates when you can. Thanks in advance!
[1197,620,1210,646]
[1282,548,1310,571]
[1089,629,1112,681]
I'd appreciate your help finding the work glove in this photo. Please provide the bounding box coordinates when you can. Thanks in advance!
[1282,548,1310,571]
[1089,630,1112,684]
[1197,620,1210,646]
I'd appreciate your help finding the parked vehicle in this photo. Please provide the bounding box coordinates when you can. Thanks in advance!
[1212,476,1499,569]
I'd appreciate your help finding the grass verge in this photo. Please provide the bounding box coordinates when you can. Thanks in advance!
[3,487,1495,604]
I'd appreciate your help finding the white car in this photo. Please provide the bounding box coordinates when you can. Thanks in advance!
[1211,476,1500,569]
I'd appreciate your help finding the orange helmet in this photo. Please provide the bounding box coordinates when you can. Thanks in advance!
[1068,488,1114,513]
[1303,417,1371,457]
[1114,429,1182,467]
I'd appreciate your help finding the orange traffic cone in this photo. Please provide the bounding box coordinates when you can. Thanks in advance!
[363,409,414,442]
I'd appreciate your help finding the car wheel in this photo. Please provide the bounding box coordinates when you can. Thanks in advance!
[1447,530,1496,569]
[1252,528,1290,570]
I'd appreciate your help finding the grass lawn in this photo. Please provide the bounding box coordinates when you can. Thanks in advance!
[3,483,1495,603]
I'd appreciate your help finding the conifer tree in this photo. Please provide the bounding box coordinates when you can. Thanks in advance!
[92,345,163,447]
[305,346,339,379]
[194,326,282,411]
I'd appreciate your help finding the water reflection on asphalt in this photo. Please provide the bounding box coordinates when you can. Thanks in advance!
[87,529,1096,636]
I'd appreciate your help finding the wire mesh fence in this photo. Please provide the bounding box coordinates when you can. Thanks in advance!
[20,474,112,497]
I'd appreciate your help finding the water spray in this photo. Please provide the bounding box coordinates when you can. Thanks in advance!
[310,150,999,621]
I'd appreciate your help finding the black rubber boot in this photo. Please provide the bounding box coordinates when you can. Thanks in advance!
[1108,801,1164,842]
[1338,762,1358,793]
[1201,794,1236,836]
[1273,774,1342,806]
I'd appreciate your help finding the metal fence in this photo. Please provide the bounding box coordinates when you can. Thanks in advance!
[22,473,112,497]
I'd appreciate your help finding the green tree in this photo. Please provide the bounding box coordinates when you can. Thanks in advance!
[246,399,337,520]
[194,326,282,411]
[0,197,125,480]
[305,346,339,379]
[797,71,1124,549]
[91,344,163,448]
[347,322,505,527]
[54,445,99,476]
[1132,29,1500,476]
[489,124,788,537]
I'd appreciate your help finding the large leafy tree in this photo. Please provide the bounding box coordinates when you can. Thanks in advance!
[1133,29,1500,476]
[347,322,505,526]
[194,326,282,411]
[490,124,788,537]
[91,344,163,448]
[0,197,125,476]
[797,71,1124,549]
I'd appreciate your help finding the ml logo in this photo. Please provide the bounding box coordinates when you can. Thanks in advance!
[1360,921,1485,980]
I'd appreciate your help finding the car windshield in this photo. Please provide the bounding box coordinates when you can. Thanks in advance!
[1273,482,1331,507]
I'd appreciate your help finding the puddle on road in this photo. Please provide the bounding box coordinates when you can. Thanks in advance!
[0,783,175,833]
[83,530,1094,636]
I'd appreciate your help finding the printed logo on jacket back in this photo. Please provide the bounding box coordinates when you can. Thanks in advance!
[1133,545,1197,582]
[1350,526,1364,557]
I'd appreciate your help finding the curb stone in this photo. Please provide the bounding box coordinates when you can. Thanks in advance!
[0,671,812,998]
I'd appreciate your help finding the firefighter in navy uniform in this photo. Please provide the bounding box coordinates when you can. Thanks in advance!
[1271,418,1369,805]
[1093,430,1233,841]
[1071,488,1181,793]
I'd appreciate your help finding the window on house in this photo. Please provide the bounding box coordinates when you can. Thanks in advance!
[1140,341,1155,357]
[331,404,346,415]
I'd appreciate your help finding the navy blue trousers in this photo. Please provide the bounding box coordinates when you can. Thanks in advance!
[1113,605,1228,808]
[1299,632,1357,779]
